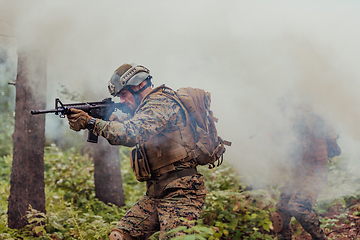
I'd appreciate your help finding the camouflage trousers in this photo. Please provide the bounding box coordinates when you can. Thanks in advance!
[276,166,327,240]
[113,174,208,240]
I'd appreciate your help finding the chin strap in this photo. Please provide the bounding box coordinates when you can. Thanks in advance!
[126,76,153,106]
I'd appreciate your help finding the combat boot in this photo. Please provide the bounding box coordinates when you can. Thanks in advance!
[276,224,293,240]
[296,212,326,240]
[308,222,326,240]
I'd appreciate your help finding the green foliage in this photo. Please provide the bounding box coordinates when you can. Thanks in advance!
[196,164,275,239]
[0,79,15,157]
[0,146,277,239]
[0,145,132,239]
[166,220,215,240]
[198,164,241,192]
[0,46,16,157]
[3,144,360,239]
[319,217,339,231]
[0,108,14,157]
[200,190,275,240]
[44,145,95,206]
[0,155,12,237]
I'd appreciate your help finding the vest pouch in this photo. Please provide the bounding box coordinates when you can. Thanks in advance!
[195,136,226,168]
[130,146,151,182]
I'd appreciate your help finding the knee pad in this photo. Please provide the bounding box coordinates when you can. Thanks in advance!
[270,211,285,233]
[110,229,123,240]
[110,229,135,240]
[289,204,313,222]
[110,231,124,240]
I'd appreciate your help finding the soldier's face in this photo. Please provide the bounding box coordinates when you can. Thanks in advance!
[117,88,137,112]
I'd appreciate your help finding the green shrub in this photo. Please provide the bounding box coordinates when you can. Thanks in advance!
[5,144,360,239]
[1,146,278,239]
[0,82,15,157]
[0,145,134,239]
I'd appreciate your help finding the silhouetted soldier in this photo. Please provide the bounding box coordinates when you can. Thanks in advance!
[271,105,341,240]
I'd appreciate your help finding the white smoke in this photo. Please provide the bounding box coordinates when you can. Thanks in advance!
[1,0,360,197]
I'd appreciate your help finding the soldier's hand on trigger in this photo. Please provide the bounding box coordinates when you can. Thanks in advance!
[109,114,120,122]
[67,108,92,131]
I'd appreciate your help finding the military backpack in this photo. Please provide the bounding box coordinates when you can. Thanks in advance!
[162,86,231,169]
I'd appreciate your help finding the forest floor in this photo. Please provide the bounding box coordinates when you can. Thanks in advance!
[294,208,360,239]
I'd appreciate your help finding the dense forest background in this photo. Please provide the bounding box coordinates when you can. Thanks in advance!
[1,44,360,239]
[1,129,360,239]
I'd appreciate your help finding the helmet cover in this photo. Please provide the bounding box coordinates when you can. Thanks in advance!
[108,63,150,96]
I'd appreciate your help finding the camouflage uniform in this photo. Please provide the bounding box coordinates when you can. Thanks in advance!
[275,108,339,240]
[93,88,208,240]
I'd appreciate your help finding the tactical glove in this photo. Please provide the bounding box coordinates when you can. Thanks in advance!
[67,108,92,131]
[327,140,341,158]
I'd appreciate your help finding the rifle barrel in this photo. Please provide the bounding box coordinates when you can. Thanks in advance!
[31,109,59,115]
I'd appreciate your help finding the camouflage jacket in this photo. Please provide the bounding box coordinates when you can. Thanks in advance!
[93,86,204,193]
[93,87,186,147]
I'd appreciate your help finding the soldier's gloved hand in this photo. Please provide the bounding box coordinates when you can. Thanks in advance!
[67,108,92,131]
[327,140,341,158]
[109,114,120,122]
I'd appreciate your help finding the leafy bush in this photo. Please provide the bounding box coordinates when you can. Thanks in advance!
[0,81,15,157]
[198,190,275,240]
[3,144,360,239]
[0,145,278,239]
[0,145,131,239]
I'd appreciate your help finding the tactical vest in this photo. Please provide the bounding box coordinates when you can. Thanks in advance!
[130,86,198,183]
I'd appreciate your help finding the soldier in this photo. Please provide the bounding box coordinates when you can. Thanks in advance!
[271,105,341,240]
[66,63,209,240]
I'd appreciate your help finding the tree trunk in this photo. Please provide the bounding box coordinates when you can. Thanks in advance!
[84,137,125,207]
[8,48,46,229]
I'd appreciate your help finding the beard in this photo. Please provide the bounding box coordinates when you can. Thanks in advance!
[119,103,134,116]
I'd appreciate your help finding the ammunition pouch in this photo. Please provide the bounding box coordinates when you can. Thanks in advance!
[130,145,151,182]
[195,136,227,168]
[145,128,194,171]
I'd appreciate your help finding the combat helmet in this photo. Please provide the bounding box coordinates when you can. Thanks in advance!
[108,63,151,97]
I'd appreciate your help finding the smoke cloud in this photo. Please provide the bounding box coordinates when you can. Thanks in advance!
[1,0,360,198]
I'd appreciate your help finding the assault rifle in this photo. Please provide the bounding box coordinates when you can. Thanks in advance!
[31,98,128,143]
